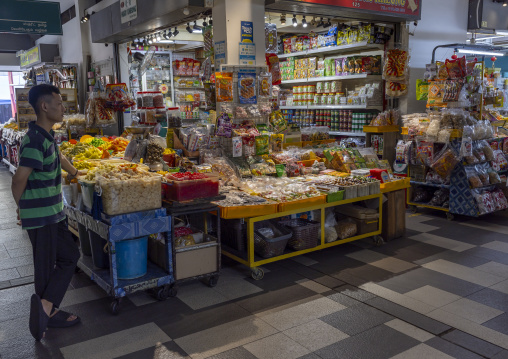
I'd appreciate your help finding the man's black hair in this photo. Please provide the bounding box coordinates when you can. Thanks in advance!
[28,84,61,115]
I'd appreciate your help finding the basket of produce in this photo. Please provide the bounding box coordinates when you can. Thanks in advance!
[278,218,321,251]
[254,220,292,258]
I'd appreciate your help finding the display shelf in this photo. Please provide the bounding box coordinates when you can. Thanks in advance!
[407,201,450,212]
[278,41,383,59]
[280,105,308,110]
[363,125,400,133]
[410,181,450,189]
[281,104,381,110]
[380,178,411,193]
[329,131,366,137]
[281,74,381,85]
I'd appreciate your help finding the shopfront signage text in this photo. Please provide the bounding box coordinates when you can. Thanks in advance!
[20,46,41,68]
[121,0,138,24]
[0,0,62,35]
[294,0,421,19]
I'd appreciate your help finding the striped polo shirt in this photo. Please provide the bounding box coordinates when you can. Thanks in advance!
[18,122,65,230]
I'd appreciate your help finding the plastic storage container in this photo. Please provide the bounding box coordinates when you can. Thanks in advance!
[97,174,162,215]
[153,92,164,108]
[89,232,109,269]
[145,107,156,124]
[142,92,154,107]
[162,174,219,202]
[167,107,182,128]
[78,179,95,212]
[136,92,144,108]
[116,236,148,279]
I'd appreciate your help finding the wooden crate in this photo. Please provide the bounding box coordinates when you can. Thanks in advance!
[382,188,406,241]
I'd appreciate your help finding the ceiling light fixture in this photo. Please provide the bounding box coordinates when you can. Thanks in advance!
[173,27,179,36]
[310,17,316,26]
[183,7,190,15]
[324,18,331,28]
[280,14,286,26]
[317,17,324,27]
[148,36,153,44]
[186,23,192,33]
[457,48,504,56]
[193,20,202,33]
[209,16,213,26]
[156,33,162,41]
[292,14,298,27]
[302,16,307,28]
[202,17,208,27]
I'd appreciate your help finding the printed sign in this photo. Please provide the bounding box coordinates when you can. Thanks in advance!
[241,21,254,43]
[0,0,62,35]
[239,43,256,66]
[120,0,137,24]
[215,40,226,67]
[20,46,41,68]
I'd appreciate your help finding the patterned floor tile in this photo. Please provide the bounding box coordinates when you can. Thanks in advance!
[8,276,33,287]
[475,262,508,278]
[462,247,508,266]
[59,323,171,359]
[482,241,508,254]
[291,256,318,267]
[257,296,346,331]
[405,285,461,308]
[390,343,455,359]
[296,279,330,294]
[413,251,491,268]
[422,259,504,286]
[384,319,434,342]
[312,275,345,289]
[125,291,158,307]
[320,302,394,336]
[113,341,188,359]
[490,280,508,295]
[440,298,503,324]
[326,292,363,308]
[410,233,476,252]
[0,250,9,260]
[0,268,19,282]
[441,329,504,358]
[467,287,508,312]
[243,333,310,359]
[365,297,450,335]
[6,246,32,258]
[425,337,483,359]
[60,285,107,308]
[493,350,508,359]
[174,316,278,359]
[314,325,420,359]
[0,255,31,271]
[283,319,349,351]
[15,264,33,278]
[464,223,508,236]
[205,347,258,359]
[335,284,377,302]
[213,276,263,301]
[175,281,230,311]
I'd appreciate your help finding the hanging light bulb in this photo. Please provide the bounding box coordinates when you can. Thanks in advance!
[186,23,192,33]
[302,16,307,28]
[148,36,153,44]
[292,14,297,27]
[173,27,179,36]
[209,16,213,26]
[202,17,208,27]
[156,33,162,41]
[280,14,286,26]
[193,20,201,30]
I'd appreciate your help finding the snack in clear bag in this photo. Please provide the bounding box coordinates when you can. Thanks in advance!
[386,81,408,97]
[265,23,277,53]
[488,168,501,184]
[215,72,234,102]
[473,147,486,162]
[85,92,96,127]
[271,134,284,152]
[492,189,508,210]
[335,219,357,240]
[466,166,482,188]
[445,56,466,79]
[215,113,232,137]
[438,129,452,143]
[492,150,508,171]
[428,188,449,207]
[426,119,441,141]
[473,190,495,214]
[238,73,257,104]
[248,105,261,117]
[234,105,249,119]
[269,110,288,133]
[105,83,136,112]
[266,54,282,85]
[480,140,495,161]
[431,146,459,179]
[478,165,490,186]
[258,72,272,98]
[255,135,270,156]
[94,96,116,127]
[412,187,433,203]
[383,48,409,82]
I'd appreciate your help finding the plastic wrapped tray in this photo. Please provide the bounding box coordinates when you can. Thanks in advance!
[97,174,162,215]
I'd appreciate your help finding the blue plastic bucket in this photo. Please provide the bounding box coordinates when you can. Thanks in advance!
[116,236,148,279]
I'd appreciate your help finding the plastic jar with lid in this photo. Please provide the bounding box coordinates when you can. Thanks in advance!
[153,92,164,108]
[145,107,156,124]
[155,107,167,123]
[142,92,154,107]
[167,107,182,128]
[136,92,144,108]
[138,108,146,124]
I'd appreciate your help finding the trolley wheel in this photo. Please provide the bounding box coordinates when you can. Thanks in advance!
[110,299,121,315]
[373,235,385,247]
[410,205,418,214]
[446,212,454,221]
[207,275,219,288]
[167,285,177,298]
[156,287,169,301]
[251,268,264,281]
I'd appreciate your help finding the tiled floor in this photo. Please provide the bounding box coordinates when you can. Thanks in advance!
[2,165,508,358]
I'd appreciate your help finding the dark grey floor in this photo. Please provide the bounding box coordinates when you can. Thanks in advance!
[1,164,508,359]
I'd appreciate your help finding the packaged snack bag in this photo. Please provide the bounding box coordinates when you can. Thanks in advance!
[265,23,277,53]
[266,54,282,85]
[238,73,257,104]
[215,72,234,102]
[258,72,272,98]
[383,48,409,82]
[255,135,270,155]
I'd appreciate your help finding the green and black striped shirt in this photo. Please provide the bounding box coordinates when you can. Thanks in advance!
[18,122,65,230]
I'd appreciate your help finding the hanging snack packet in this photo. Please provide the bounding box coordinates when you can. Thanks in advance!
[255,135,270,155]
[215,113,232,137]
[383,48,409,82]
[258,72,272,98]
[238,73,257,104]
[416,79,429,101]
[269,110,288,133]
[215,72,234,102]
[431,146,459,180]
[445,56,466,79]
[271,134,284,152]
[266,54,282,85]
[265,23,277,54]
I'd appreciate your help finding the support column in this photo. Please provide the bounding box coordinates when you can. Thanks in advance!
[212,0,265,66]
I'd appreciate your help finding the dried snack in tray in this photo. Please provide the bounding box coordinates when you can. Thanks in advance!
[266,54,282,85]
[431,146,459,180]
[238,73,257,104]
[215,72,234,102]
[383,48,409,81]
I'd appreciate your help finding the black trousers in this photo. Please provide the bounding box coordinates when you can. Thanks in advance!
[27,219,80,308]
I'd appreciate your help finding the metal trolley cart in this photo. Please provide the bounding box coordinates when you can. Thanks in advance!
[65,206,175,315]
[163,201,221,292]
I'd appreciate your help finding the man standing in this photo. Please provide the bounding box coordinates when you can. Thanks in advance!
[11,84,81,341]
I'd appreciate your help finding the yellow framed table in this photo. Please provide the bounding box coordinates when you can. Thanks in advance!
[221,193,383,280]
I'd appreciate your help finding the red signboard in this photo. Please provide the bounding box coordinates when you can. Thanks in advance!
[294,0,421,18]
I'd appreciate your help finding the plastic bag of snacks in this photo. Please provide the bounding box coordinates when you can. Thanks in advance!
[492,150,508,172]
[335,219,357,240]
[215,72,234,102]
[105,83,136,112]
[386,81,408,98]
[266,54,282,85]
[215,113,232,137]
[383,48,409,82]
[85,92,96,127]
[238,73,257,104]
[269,110,288,133]
[445,56,466,79]
[466,167,482,189]
[255,135,270,156]
[265,23,277,53]
[430,146,459,180]
[473,190,495,214]
[492,189,508,211]
[94,95,116,127]
[258,72,272,98]
[428,188,449,207]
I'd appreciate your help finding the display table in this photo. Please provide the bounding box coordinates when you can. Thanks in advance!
[221,193,383,280]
